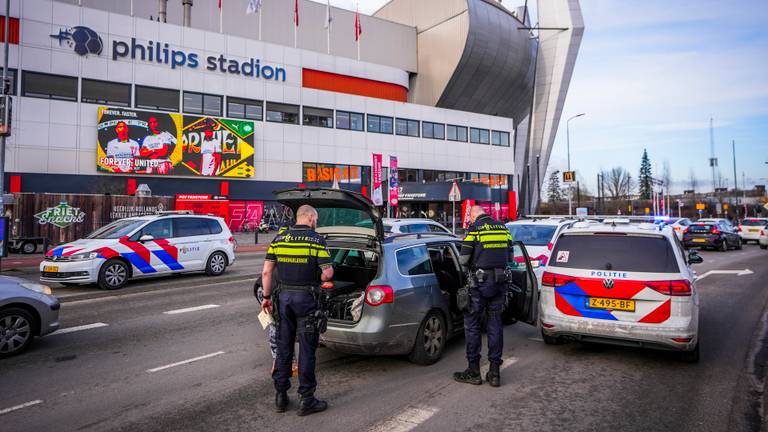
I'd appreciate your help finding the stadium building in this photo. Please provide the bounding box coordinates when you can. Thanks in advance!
[0,0,582,229]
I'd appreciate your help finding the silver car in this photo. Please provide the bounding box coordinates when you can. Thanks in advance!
[275,188,539,365]
[1,276,60,358]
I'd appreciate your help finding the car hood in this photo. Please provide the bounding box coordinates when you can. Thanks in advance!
[275,188,384,241]
[45,239,119,258]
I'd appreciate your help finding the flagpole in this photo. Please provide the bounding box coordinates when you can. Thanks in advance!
[326,0,331,54]
[130,0,134,17]
[259,9,262,41]
[219,0,223,33]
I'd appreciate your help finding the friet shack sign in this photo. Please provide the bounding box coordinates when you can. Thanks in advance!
[34,202,86,228]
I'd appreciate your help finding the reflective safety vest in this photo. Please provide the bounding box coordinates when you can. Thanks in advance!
[461,215,513,269]
[265,225,332,286]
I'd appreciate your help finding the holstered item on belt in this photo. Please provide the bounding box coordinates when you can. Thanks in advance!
[457,270,476,312]
[310,286,329,334]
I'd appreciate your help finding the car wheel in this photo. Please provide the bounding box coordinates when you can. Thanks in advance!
[720,240,728,252]
[736,238,743,250]
[408,311,446,365]
[98,259,129,290]
[680,342,700,363]
[21,242,37,254]
[205,251,228,276]
[0,307,37,358]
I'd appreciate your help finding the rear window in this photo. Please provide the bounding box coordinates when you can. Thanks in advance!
[742,219,768,226]
[550,234,679,273]
[396,246,433,276]
[507,224,557,246]
[688,224,713,233]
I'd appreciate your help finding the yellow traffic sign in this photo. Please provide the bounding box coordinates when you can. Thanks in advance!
[695,203,705,210]
[563,171,576,183]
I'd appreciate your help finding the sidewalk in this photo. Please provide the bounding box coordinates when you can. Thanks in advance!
[0,231,278,272]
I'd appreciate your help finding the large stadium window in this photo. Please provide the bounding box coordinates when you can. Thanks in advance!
[0,68,17,95]
[470,127,490,145]
[447,124,467,142]
[395,118,419,137]
[81,79,131,106]
[135,85,179,112]
[491,130,510,147]
[183,91,222,116]
[336,110,364,131]
[266,102,299,124]
[227,97,262,121]
[21,71,77,101]
[367,114,393,134]
[422,121,445,140]
[303,106,334,128]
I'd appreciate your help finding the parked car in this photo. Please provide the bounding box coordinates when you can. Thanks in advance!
[1,276,60,358]
[738,218,768,244]
[40,212,236,290]
[505,218,574,266]
[682,221,742,251]
[382,218,453,236]
[539,219,702,362]
[273,188,539,365]
[655,217,691,241]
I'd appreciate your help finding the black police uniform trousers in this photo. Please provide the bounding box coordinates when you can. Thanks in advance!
[464,276,507,366]
[273,288,319,397]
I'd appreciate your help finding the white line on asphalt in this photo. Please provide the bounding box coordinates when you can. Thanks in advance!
[47,322,109,336]
[367,405,439,432]
[163,304,220,315]
[696,269,753,281]
[0,400,43,416]
[62,277,258,304]
[146,351,226,373]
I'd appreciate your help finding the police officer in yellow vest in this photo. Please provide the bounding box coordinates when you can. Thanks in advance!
[454,205,513,387]
[261,205,333,415]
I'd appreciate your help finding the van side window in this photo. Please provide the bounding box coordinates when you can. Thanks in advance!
[207,219,223,234]
[139,220,172,240]
[396,246,433,276]
[173,218,212,237]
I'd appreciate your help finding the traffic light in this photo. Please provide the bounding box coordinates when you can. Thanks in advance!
[0,94,11,137]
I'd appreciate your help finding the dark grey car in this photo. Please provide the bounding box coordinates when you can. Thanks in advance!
[0,276,60,358]
[275,188,539,365]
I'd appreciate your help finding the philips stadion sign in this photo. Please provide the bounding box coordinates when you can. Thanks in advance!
[51,26,286,81]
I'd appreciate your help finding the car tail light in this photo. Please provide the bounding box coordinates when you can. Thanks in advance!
[541,271,577,288]
[228,236,235,243]
[737,225,742,232]
[365,285,394,306]
[646,280,691,296]
[710,227,721,235]
[683,227,689,234]
[671,337,693,343]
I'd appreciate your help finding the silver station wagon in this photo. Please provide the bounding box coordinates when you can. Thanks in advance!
[274,188,539,365]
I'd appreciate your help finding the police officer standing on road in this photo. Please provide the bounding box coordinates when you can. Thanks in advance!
[260,205,334,415]
[454,206,514,387]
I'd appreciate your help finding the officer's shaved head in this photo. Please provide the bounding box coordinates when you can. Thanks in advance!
[296,205,319,227]
[470,205,486,222]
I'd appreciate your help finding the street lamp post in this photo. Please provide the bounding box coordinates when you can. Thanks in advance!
[566,113,585,216]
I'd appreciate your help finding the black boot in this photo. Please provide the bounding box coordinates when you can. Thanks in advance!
[275,391,289,413]
[486,363,501,388]
[297,395,328,416]
[453,362,482,385]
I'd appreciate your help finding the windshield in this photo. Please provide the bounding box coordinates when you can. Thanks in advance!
[742,219,768,226]
[507,224,557,246]
[86,219,147,239]
[550,234,679,273]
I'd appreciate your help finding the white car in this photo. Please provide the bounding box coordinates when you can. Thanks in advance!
[539,219,701,362]
[40,213,236,290]
[505,218,574,267]
[382,218,453,236]
[738,218,768,244]
[656,217,691,241]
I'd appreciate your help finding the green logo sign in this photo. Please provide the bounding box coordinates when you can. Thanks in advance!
[34,202,86,228]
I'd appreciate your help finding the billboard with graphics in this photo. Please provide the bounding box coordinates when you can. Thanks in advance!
[97,107,255,178]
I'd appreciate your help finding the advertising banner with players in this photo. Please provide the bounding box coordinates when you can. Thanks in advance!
[371,153,383,206]
[97,107,255,178]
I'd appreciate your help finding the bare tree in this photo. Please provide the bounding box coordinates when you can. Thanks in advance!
[688,169,698,192]
[603,167,634,199]
[662,160,672,191]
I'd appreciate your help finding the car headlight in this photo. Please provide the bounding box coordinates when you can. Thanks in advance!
[69,252,100,261]
[21,283,53,296]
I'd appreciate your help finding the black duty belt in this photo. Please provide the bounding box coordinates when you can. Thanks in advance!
[279,283,314,292]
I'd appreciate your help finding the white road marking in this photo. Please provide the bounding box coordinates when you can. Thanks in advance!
[47,322,108,336]
[367,405,440,432]
[696,269,753,281]
[147,351,226,373]
[163,304,220,315]
[62,277,257,304]
[0,400,43,416]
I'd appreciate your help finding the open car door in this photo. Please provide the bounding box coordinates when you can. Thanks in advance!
[274,188,384,241]
[504,241,539,325]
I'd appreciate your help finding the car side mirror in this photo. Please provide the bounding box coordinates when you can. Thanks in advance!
[688,251,703,265]
[139,234,155,243]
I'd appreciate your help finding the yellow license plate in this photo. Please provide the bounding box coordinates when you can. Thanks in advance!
[693,239,706,243]
[749,229,759,232]
[43,265,59,272]
[587,297,636,312]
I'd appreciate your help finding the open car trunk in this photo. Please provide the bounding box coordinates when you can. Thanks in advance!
[324,244,380,323]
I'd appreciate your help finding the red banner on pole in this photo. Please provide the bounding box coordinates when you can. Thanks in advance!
[389,155,398,207]
[508,191,517,221]
[372,153,383,206]
[461,199,475,229]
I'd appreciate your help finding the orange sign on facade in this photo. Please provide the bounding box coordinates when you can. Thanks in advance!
[304,165,361,183]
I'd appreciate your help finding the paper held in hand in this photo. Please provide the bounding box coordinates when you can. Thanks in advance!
[258,309,274,329]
